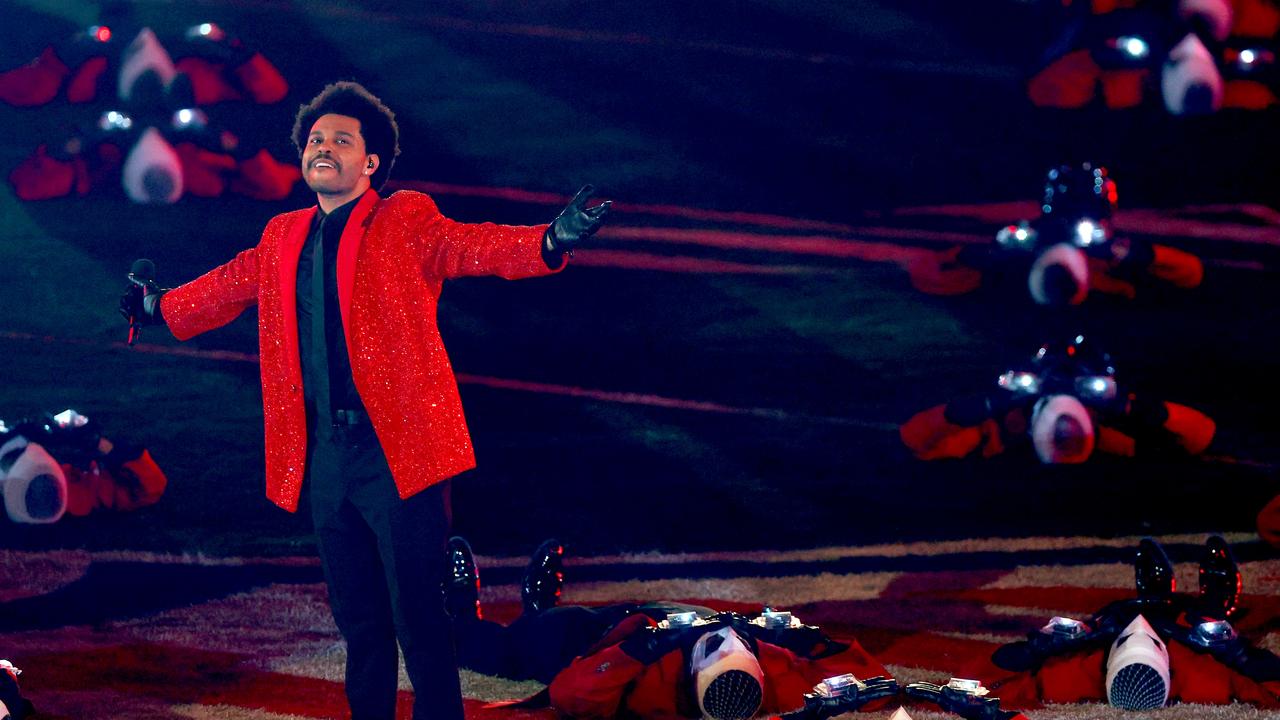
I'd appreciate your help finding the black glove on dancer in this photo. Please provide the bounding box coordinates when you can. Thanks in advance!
[544,184,611,259]
[780,676,899,720]
[618,622,707,665]
[906,681,1019,720]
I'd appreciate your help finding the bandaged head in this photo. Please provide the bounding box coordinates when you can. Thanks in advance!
[1030,394,1095,464]
[1,439,68,524]
[691,627,764,720]
[1162,33,1224,115]
[1029,243,1089,306]
[1106,614,1170,710]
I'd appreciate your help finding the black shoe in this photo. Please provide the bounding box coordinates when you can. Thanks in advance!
[1197,535,1241,620]
[1134,538,1175,603]
[0,660,35,720]
[444,536,481,621]
[521,538,565,615]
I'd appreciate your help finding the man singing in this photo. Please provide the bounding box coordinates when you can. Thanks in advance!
[119,80,610,719]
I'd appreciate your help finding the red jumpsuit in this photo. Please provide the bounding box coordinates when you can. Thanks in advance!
[62,445,166,516]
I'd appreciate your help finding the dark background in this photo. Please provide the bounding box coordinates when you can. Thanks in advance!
[1,0,1277,557]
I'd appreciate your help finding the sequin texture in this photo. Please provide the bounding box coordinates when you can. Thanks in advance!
[161,190,556,511]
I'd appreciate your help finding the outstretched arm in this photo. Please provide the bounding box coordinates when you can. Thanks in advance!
[155,246,261,341]
[420,186,611,280]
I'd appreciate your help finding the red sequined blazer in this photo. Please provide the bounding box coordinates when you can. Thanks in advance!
[161,189,558,511]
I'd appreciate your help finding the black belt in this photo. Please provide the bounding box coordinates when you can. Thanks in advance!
[333,408,370,426]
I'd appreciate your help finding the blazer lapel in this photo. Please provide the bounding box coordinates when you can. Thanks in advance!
[279,206,316,365]
[336,189,381,355]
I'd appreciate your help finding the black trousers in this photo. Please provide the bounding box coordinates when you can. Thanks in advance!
[307,420,463,720]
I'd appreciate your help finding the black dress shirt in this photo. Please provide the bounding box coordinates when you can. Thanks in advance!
[297,198,366,426]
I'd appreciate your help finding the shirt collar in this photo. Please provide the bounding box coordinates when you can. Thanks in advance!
[314,195,361,229]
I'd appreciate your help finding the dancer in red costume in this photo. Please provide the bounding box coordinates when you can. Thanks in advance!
[118,81,611,720]
[445,538,897,720]
[976,537,1280,710]
[901,335,1215,464]
[1,409,166,524]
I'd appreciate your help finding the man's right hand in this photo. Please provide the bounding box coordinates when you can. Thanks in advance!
[120,259,167,338]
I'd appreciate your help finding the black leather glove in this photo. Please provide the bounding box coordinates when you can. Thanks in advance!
[1104,235,1156,274]
[906,681,1018,720]
[993,615,1114,672]
[617,623,702,664]
[544,185,611,254]
[119,260,168,337]
[42,412,106,467]
[781,676,899,720]
[744,621,831,658]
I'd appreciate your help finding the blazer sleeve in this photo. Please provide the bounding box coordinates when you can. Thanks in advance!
[160,245,261,341]
[406,192,563,280]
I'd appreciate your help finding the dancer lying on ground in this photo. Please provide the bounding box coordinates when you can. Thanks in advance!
[901,334,1215,463]
[445,537,898,720]
[976,535,1280,709]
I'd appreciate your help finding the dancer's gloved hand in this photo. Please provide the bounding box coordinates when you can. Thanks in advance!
[906,680,1018,720]
[742,618,828,656]
[618,624,700,664]
[544,184,611,255]
[992,619,1098,673]
[43,411,106,465]
[119,259,168,331]
[781,676,898,720]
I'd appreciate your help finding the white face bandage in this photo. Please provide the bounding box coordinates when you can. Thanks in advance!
[1029,243,1089,306]
[122,127,185,204]
[2,441,67,524]
[1030,394,1095,464]
[1106,615,1171,710]
[691,628,764,720]
[1162,34,1224,116]
[118,28,177,102]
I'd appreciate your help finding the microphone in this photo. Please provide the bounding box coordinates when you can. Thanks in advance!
[126,258,156,346]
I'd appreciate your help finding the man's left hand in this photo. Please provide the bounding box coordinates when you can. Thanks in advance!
[546,184,611,253]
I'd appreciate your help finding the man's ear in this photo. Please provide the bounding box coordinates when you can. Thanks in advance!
[365,154,379,175]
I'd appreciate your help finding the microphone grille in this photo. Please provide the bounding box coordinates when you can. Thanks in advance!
[130,258,156,280]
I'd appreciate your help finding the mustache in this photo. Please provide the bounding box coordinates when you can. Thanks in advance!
[308,155,339,169]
